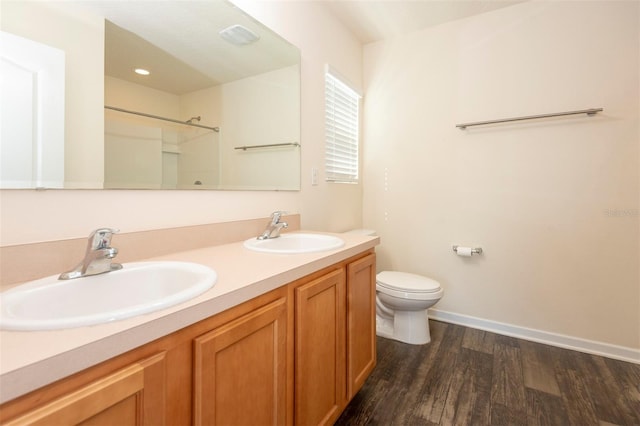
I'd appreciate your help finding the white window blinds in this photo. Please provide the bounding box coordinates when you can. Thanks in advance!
[325,68,360,183]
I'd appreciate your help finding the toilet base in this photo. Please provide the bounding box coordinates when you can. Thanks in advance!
[376,310,431,345]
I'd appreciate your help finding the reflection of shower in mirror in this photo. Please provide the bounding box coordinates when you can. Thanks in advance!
[103,109,221,190]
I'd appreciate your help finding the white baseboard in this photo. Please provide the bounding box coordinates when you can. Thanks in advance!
[429,309,640,365]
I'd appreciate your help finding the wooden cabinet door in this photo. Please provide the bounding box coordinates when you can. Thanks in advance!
[193,297,288,426]
[294,269,346,426]
[3,352,167,426]
[346,253,377,399]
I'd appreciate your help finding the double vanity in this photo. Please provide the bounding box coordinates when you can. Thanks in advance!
[0,217,379,425]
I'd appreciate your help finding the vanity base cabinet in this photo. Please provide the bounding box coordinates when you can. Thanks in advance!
[193,297,288,426]
[346,253,377,399]
[1,352,167,426]
[294,268,347,426]
[293,251,377,426]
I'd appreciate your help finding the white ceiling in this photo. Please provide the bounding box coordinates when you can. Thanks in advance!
[323,0,526,44]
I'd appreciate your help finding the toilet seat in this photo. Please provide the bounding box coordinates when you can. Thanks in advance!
[376,271,442,300]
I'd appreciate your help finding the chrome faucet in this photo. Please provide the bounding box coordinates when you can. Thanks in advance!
[257,211,288,240]
[59,228,123,280]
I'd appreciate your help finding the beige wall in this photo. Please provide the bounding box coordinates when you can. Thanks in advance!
[0,0,363,245]
[105,76,181,119]
[104,120,163,189]
[220,65,300,189]
[362,1,639,350]
[176,87,221,188]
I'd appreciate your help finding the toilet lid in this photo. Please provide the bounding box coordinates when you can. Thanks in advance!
[376,271,441,293]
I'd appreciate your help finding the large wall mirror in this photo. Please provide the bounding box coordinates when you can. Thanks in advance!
[0,0,301,190]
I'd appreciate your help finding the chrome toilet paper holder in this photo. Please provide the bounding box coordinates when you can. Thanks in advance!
[452,245,483,255]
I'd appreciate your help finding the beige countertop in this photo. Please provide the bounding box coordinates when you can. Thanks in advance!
[0,231,379,404]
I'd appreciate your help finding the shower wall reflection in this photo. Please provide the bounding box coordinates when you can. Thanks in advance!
[104,116,219,189]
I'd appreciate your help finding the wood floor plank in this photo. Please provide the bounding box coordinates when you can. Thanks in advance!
[412,323,466,424]
[372,335,412,382]
[461,327,495,354]
[573,352,640,425]
[555,365,600,425]
[494,334,521,348]
[490,402,527,426]
[371,349,426,425]
[490,343,527,411]
[468,348,493,426]
[335,378,389,425]
[520,339,561,396]
[393,411,440,426]
[440,348,493,426]
[440,348,477,425]
[603,357,640,405]
[382,324,450,424]
[390,322,446,425]
[525,388,570,426]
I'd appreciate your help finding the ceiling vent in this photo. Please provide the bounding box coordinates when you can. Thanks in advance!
[219,24,260,46]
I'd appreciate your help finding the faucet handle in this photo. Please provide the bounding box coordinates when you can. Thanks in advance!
[88,228,119,250]
[270,211,288,223]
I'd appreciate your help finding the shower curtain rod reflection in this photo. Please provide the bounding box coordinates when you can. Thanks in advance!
[105,105,220,132]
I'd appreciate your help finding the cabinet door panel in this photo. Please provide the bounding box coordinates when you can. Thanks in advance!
[194,297,287,426]
[4,352,166,426]
[294,269,346,426]
[347,253,377,399]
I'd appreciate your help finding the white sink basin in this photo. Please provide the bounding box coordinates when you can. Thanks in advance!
[0,261,217,331]
[244,233,345,254]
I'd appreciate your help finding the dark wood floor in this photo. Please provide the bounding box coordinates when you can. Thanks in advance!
[336,320,640,426]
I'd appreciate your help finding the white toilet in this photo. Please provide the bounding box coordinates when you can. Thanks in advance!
[376,271,443,345]
[347,229,444,345]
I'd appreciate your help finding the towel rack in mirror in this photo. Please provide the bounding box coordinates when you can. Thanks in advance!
[234,142,300,151]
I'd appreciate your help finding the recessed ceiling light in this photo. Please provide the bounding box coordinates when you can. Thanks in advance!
[219,24,260,46]
[134,68,150,76]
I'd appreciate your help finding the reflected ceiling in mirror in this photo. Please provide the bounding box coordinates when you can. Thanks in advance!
[103,1,300,94]
[105,20,218,96]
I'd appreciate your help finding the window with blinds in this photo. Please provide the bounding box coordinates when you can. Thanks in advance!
[325,68,360,183]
